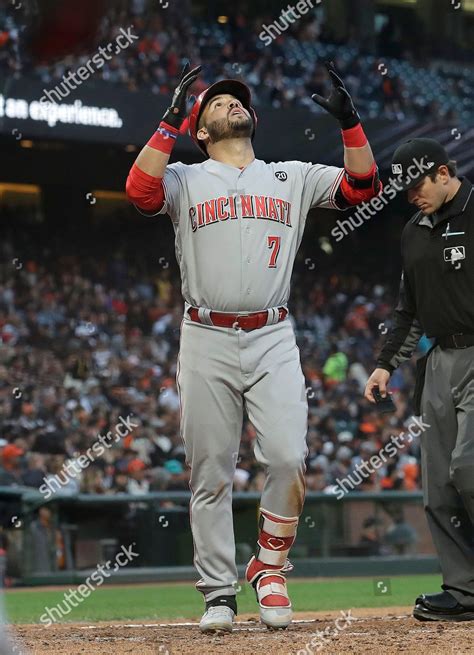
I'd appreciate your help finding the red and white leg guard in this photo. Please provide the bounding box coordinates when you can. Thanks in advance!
[245,508,298,628]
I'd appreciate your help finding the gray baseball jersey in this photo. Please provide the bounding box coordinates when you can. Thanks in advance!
[147,156,345,602]
[150,158,344,311]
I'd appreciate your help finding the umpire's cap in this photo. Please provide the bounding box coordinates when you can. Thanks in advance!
[391,138,450,191]
[188,79,257,155]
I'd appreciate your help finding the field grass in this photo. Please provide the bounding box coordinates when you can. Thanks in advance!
[4,574,442,624]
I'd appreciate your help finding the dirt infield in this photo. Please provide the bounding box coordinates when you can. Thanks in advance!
[10,607,474,655]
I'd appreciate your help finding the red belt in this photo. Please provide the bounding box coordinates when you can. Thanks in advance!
[187,307,288,331]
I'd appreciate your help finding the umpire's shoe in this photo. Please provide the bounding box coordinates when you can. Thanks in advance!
[199,595,236,633]
[413,590,474,622]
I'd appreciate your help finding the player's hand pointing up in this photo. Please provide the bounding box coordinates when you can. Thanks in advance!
[311,61,360,130]
[163,61,202,130]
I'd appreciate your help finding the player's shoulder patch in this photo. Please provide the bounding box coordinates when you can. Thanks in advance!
[274,170,288,182]
[258,159,290,181]
[269,159,305,177]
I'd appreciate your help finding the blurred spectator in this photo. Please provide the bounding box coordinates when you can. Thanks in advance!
[358,516,384,556]
[382,75,405,121]
[0,445,24,486]
[28,506,64,573]
[126,459,150,495]
[81,465,107,494]
[323,344,349,387]
[0,2,471,122]
[110,471,130,493]
[385,517,418,555]
[234,467,250,491]
[0,208,426,496]
[21,453,46,488]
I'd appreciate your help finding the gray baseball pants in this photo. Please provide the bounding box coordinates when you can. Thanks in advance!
[176,315,308,602]
[420,344,474,607]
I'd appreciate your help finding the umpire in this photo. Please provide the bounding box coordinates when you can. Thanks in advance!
[365,138,474,621]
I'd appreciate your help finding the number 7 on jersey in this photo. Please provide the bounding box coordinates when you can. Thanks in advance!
[267,236,281,268]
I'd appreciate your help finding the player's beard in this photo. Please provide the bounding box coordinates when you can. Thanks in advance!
[205,114,253,145]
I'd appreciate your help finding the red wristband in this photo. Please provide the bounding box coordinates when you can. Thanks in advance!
[147,121,180,155]
[341,123,367,148]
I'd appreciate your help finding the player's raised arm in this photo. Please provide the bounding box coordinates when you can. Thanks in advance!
[311,61,381,206]
[125,62,201,215]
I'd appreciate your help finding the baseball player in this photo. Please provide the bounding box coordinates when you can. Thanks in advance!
[365,138,474,621]
[126,61,381,632]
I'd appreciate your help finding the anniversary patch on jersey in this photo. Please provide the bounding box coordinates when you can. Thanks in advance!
[189,194,292,232]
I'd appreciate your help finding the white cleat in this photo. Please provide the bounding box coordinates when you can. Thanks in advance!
[255,573,293,629]
[199,605,235,633]
[261,605,293,629]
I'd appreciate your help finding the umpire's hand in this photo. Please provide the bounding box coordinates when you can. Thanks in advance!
[364,368,391,403]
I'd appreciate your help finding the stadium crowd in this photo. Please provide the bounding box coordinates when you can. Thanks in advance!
[0,204,430,500]
[0,0,472,122]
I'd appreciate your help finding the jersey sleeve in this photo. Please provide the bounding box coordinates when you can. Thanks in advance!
[376,270,423,373]
[300,162,346,214]
[376,226,423,372]
[145,161,187,221]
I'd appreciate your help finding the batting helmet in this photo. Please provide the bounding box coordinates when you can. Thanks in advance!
[188,79,257,155]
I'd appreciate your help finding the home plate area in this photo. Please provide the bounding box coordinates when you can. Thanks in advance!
[12,608,474,655]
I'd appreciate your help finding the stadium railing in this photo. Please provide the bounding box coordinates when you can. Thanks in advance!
[0,487,439,586]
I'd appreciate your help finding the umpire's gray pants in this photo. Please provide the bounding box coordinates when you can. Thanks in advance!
[420,344,474,607]
[177,316,308,603]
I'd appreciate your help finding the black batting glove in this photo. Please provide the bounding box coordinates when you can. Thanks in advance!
[311,61,360,130]
[162,61,202,130]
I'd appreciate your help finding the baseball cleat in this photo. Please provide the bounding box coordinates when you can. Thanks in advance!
[199,605,235,633]
[246,556,293,629]
[254,571,292,628]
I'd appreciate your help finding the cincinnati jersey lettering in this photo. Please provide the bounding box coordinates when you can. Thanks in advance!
[189,194,292,232]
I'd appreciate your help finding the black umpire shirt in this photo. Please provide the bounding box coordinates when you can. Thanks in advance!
[377,177,474,373]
